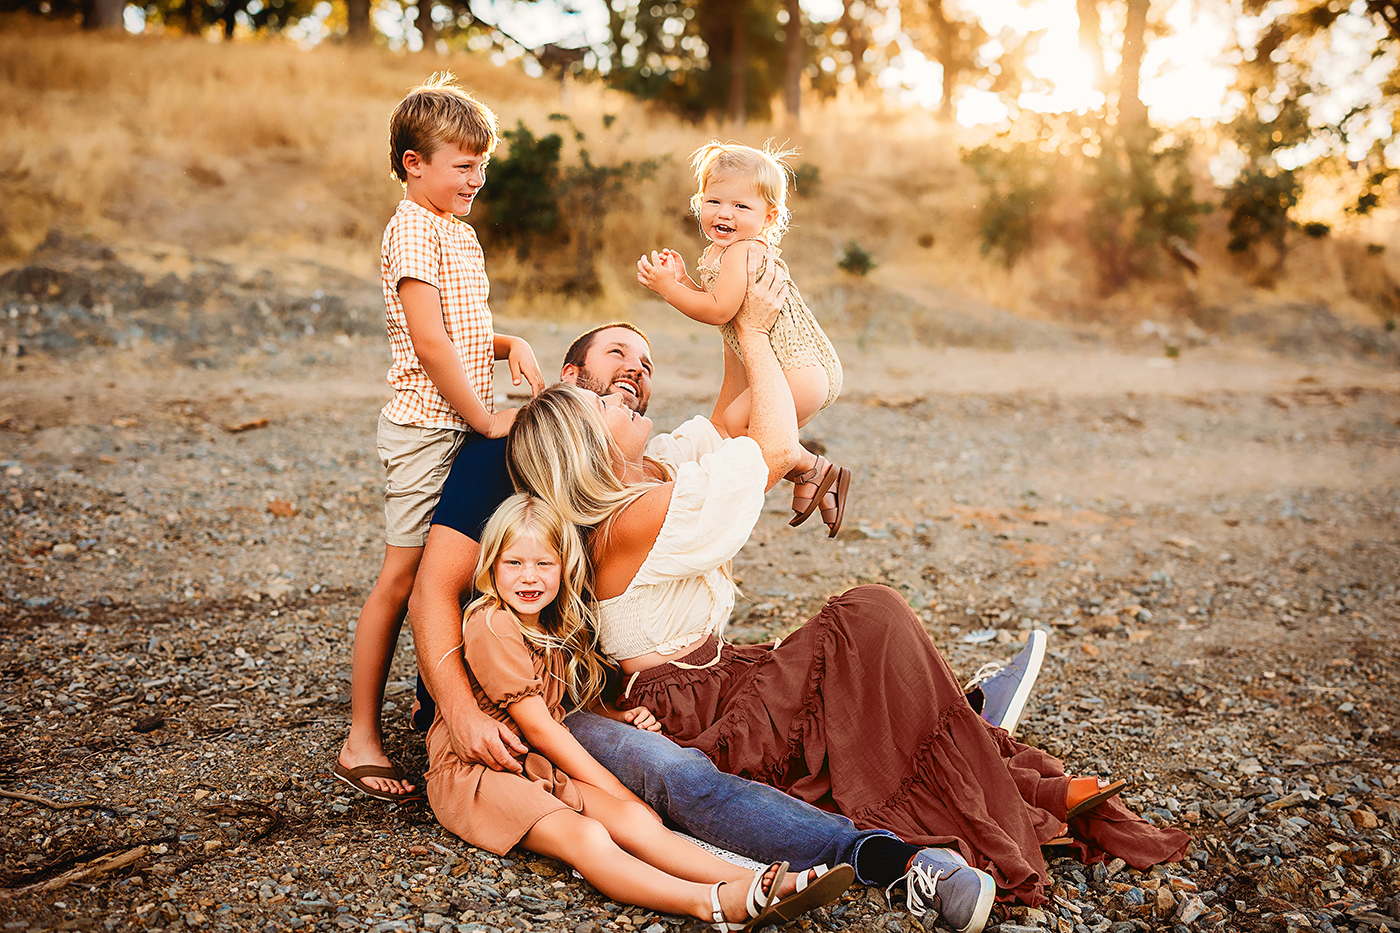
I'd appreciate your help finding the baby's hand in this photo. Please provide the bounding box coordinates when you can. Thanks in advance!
[659,249,687,281]
[636,251,670,296]
[621,706,663,732]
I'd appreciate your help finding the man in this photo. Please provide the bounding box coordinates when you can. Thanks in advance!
[407,266,1042,933]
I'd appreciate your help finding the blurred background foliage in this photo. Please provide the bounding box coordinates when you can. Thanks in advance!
[2,0,1398,327]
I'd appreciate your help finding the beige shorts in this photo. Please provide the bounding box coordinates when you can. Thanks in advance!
[377,413,466,548]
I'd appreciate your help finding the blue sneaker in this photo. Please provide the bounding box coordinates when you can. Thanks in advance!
[964,630,1046,736]
[887,847,994,933]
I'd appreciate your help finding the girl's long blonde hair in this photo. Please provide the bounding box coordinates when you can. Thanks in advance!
[506,384,662,532]
[689,140,799,245]
[464,493,609,711]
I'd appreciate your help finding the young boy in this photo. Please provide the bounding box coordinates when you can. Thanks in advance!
[334,73,543,801]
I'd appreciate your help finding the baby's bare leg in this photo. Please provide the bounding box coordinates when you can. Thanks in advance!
[786,364,829,430]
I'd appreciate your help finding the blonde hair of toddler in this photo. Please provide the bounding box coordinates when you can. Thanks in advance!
[689,141,799,245]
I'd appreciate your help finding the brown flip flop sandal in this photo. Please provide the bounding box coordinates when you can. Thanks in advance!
[1066,778,1127,819]
[332,761,425,802]
[757,863,855,926]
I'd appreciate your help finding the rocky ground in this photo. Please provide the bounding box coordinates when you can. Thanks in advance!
[2,240,1400,933]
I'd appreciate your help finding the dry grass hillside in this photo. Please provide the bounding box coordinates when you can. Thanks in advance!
[3,13,1400,339]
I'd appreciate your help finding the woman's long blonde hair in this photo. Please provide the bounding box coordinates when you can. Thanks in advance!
[464,493,608,710]
[506,384,661,531]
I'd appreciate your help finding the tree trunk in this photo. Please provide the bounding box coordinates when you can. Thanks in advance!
[416,0,437,51]
[839,0,868,88]
[1075,0,1105,92]
[82,0,125,30]
[728,0,748,127]
[346,0,372,44]
[183,0,203,35]
[1118,0,1149,130]
[929,0,958,122]
[784,0,802,125]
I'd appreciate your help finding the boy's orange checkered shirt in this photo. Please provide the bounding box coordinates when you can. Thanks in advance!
[379,198,494,431]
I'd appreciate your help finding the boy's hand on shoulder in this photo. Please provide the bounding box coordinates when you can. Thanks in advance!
[482,408,518,439]
[620,706,663,733]
[506,337,545,397]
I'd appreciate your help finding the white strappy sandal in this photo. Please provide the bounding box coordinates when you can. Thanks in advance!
[708,861,789,932]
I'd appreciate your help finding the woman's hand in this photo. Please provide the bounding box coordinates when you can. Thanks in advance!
[620,706,663,732]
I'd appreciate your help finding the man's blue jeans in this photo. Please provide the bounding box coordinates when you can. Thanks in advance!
[564,710,894,883]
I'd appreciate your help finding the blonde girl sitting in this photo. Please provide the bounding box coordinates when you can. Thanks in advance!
[422,493,854,931]
[637,142,850,537]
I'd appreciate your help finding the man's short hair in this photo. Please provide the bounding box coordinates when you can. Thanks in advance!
[563,322,650,371]
[389,72,499,184]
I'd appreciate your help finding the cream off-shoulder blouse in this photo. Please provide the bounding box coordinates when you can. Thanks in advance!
[594,417,768,663]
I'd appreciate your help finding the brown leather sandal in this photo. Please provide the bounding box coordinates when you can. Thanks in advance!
[1066,777,1127,819]
[788,456,852,538]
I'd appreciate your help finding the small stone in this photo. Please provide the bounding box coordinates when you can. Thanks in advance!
[1351,809,1380,829]
[1174,895,1207,924]
[52,542,78,559]
[1106,858,1127,877]
[193,788,211,801]
[421,914,447,930]
[1157,885,1176,911]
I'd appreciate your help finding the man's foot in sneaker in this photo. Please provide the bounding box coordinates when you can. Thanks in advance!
[886,847,994,933]
[964,629,1047,736]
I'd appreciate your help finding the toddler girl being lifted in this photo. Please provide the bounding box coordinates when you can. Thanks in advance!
[638,142,849,537]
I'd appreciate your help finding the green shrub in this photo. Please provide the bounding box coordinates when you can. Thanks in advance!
[478,121,564,259]
[1221,168,1300,258]
[1302,222,1331,238]
[963,116,1208,290]
[794,162,821,197]
[1083,125,1210,292]
[962,140,1055,269]
[838,241,877,276]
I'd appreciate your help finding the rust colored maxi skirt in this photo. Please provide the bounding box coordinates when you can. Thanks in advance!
[615,585,1191,907]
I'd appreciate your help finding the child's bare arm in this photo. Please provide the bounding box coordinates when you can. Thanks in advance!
[508,695,644,800]
[400,278,515,438]
[638,248,747,326]
[494,333,545,397]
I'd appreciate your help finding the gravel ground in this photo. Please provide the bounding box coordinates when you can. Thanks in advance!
[3,247,1400,933]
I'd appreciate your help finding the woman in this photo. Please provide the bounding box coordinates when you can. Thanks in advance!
[504,267,1190,910]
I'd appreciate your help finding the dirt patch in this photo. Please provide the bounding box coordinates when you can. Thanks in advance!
[1,247,1399,933]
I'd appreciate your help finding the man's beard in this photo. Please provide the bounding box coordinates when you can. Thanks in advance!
[575,364,648,416]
